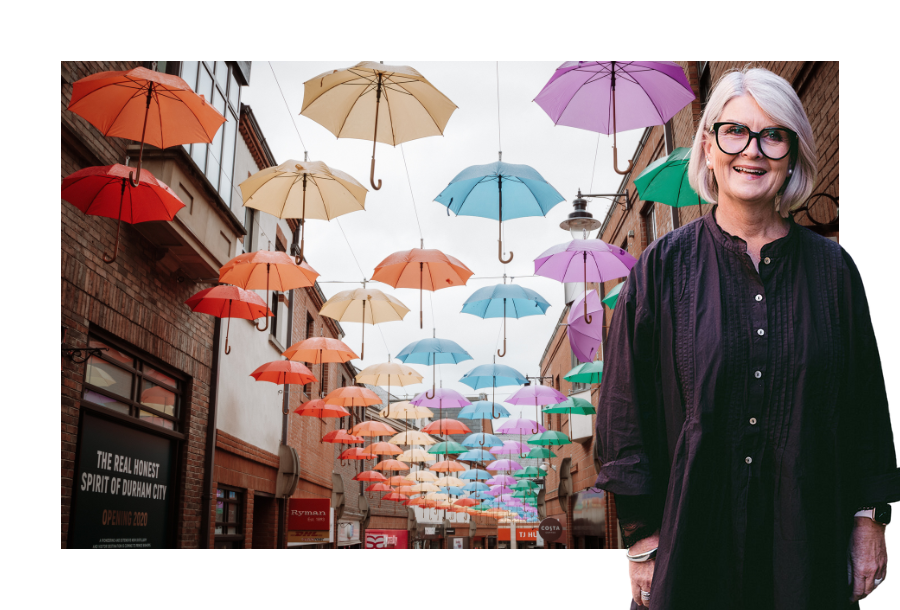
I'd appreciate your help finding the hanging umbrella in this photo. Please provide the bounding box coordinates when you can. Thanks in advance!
[439,486,465,497]
[338,447,371,465]
[356,362,423,427]
[458,401,511,420]
[496,419,547,435]
[487,459,523,472]
[292,399,350,419]
[430,460,466,473]
[514,467,543,479]
[406,470,439,483]
[68,66,225,186]
[397,338,472,399]
[388,431,436,446]
[462,481,490,493]
[427,441,468,455]
[219,251,319,331]
[507,385,567,434]
[564,362,604,385]
[490,440,529,456]
[526,447,557,459]
[365,483,393,492]
[462,433,503,449]
[457,449,496,463]
[534,61,694,174]
[360,442,403,457]
[380,401,433,420]
[320,287,409,359]
[436,476,466,488]
[353,471,388,482]
[398,448,436,464]
[453,498,479,507]
[634,147,708,211]
[568,290,604,363]
[185,286,272,355]
[410,482,441,493]
[458,469,492,481]
[382,492,410,503]
[283,337,358,365]
[513,480,540,490]
[411,388,473,410]
[322,429,365,444]
[240,159,367,263]
[602,282,624,310]
[350,421,395,437]
[527,431,573,446]
[459,363,527,418]
[421,419,471,435]
[324,386,382,408]
[486,475,517,486]
[300,62,457,190]
[61,164,186,264]
[372,248,473,329]
[435,161,564,263]
[250,361,319,416]
[544,396,596,415]
[461,281,551,356]
[534,238,637,323]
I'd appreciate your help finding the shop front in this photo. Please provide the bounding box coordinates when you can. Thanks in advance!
[364,529,408,549]
[498,524,539,549]
[572,488,607,548]
[337,520,362,548]
[543,511,569,548]
[287,498,334,549]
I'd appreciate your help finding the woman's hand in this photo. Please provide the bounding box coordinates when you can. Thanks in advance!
[628,530,660,607]
[849,518,887,602]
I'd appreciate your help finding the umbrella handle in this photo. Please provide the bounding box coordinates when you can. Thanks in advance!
[370,76,383,190]
[256,265,270,331]
[497,302,507,357]
[128,82,153,188]
[370,158,382,191]
[498,239,513,264]
[102,181,128,264]
[282,388,290,415]
[583,251,593,324]
[612,144,634,176]
[224,303,232,355]
[497,338,506,358]
[361,299,366,360]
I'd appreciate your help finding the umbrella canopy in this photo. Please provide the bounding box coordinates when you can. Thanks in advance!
[398,448,436,464]
[380,401,433,420]
[458,401,511,419]
[487,459,523,472]
[372,249,473,328]
[374,463,412,475]
[526,447,557,459]
[338,447,371,461]
[496,418,546,435]
[251,361,317,388]
[457,449,496,462]
[527,431,573,446]
[411,388,473,410]
[219,250,319,292]
[239,159,367,263]
[436,476,465,488]
[568,290,604,363]
[458,469,492,481]
[427,441,468,455]
[435,161,564,263]
[462,433,504,449]
[544,396,597,415]
[323,386,382,408]
[490,440,529,456]
[534,238,637,324]
[350,421,396,437]
[460,363,527,389]
[634,147,708,209]
[283,337,358,365]
[365,483,393,492]
[322,429,365,444]
[564,362,604,385]
[356,362,423,387]
[534,61,694,174]
[405,470,439,483]
[453,498,479,507]
[462,481,490,492]
[430,460,466,473]
[461,282,551,356]
[513,467,544,479]
[360,442,403,457]
[320,288,409,359]
[300,62,457,190]
[410,482,441,493]
[185,286,272,355]
[439,486,465,497]
[388,430,436,446]
[382,492,410,503]
[353,471,387,482]
[292,399,350,419]
[507,385,567,427]
[602,281,624,310]
[487,475,517,486]
[513,480,540,490]
[61,164,186,264]
[421,419,471,435]
[399,339,473,400]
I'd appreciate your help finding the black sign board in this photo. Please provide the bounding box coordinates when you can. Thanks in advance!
[445,527,455,535]
[70,413,175,548]
[539,517,563,542]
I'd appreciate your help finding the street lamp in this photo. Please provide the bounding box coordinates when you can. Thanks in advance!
[559,189,629,240]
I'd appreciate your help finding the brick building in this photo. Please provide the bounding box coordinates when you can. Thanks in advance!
[537,61,839,549]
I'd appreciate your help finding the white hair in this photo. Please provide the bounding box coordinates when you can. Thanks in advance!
[688,67,817,216]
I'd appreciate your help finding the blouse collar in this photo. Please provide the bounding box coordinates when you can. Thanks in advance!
[703,204,798,258]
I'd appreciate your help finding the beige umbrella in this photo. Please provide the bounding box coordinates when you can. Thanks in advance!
[240,159,367,263]
[321,287,409,360]
[411,483,441,494]
[356,363,423,443]
[301,62,457,190]
[405,469,439,482]
[399,448,437,464]
[434,476,465,488]
[379,401,434,420]
[389,430,436,446]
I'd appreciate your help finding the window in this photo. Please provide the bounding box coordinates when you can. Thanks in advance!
[270,292,279,338]
[81,334,183,431]
[571,349,588,393]
[697,62,711,114]
[214,486,244,548]
[305,314,315,397]
[322,362,330,397]
[178,61,242,214]
[642,202,657,247]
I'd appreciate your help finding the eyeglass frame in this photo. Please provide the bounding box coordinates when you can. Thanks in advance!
[710,122,797,161]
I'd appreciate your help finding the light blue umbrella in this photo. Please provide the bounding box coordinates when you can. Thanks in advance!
[462,432,504,449]
[462,282,551,357]
[460,363,527,418]
[397,336,472,399]
[439,486,465,497]
[462,481,490,492]
[458,401,511,419]
[457,449,496,462]
[434,160,565,263]
[458,469,492,481]
[473,491,493,500]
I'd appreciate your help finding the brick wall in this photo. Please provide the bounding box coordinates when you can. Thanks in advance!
[61,61,213,548]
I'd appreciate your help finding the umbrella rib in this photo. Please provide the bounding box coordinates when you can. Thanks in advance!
[100,83,150,137]
[334,79,375,139]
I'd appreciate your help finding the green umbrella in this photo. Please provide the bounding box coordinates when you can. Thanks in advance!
[513,489,538,498]
[601,282,623,310]
[544,396,597,415]
[527,430,573,446]
[525,447,557,459]
[563,364,604,386]
[513,480,540,490]
[427,440,467,455]
[634,147,709,211]
[513,467,542,479]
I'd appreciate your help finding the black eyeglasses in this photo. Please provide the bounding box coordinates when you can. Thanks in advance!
[711,122,796,160]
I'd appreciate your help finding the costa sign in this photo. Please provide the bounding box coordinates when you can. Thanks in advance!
[539,517,563,542]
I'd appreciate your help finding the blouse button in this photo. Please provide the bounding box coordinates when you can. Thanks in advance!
[764,257,771,265]
[749,418,757,425]
[754,371,762,379]
[755,294,763,302]
[757,328,765,336]
[745,457,753,464]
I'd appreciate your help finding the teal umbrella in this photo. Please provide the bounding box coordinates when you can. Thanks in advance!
[563,362,604,386]
[428,440,467,455]
[544,396,596,415]
[526,447,557,459]
[601,282,623,310]
[513,480,540,490]
[514,467,543,479]
[528,430,573,446]
[634,147,709,211]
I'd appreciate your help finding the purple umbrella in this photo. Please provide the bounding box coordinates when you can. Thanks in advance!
[534,61,694,174]
[487,459,523,472]
[490,440,528,456]
[507,385,567,432]
[568,290,604,363]
[489,484,515,496]
[410,388,472,409]
[496,418,546,435]
[534,238,636,324]
[487,474,517,486]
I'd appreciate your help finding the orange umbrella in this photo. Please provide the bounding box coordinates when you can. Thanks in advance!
[385,475,413,485]
[430,460,466,473]
[395,485,416,495]
[322,429,365,444]
[219,251,319,331]
[371,248,473,328]
[360,442,402,457]
[338,447,371,464]
[353,470,387,482]
[293,399,350,418]
[375,463,412,474]
[251,361,317,414]
[453,498,478,507]
[283,337,358,365]
[421,419,471,435]
[324,386,382,408]
[349,420,395,437]
[382,492,409,503]
[68,66,225,187]
[365,483,393,492]
[185,286,272,355]
[406,497,431,507]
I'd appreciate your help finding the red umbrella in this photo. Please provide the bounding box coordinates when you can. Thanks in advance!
[185,286,272,355]
[338,447,371,465]
[61,164,185,264]
[323,430,365,444]
[365,483,393,492]
[453,498,478,507]
[353,470,387,482]
[292,399,350,418]
[382,492,409,503]
[250,361,317,415]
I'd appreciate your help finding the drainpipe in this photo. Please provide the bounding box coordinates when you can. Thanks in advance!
[277,225,300,548]
[200,317,222,549]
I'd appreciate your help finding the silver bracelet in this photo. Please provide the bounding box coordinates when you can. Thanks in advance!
[626,547,658,563]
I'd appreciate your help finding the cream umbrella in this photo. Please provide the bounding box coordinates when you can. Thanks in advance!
[380,401,433,420]
[389,430,436,446]
[321,287,409,360]
[435,476,465,488]
[398,448,436,464]
[301,62,457,190]
[240,159,367,263]
[411,483,441,494]
[405,469,439,482]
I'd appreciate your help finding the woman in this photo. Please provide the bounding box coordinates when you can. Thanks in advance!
[595,67,898,609]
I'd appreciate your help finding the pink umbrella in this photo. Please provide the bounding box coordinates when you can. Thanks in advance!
[568,290,604,363]
[487,459,522,472]
[534,238,636,324]
[496,418,546,435]
[507,385,567,433]
[410,388,473,409]
[489,485,516,496]
[487,474,517,486]
[490,440,528,456]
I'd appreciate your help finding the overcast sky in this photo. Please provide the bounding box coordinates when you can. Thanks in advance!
[242,61,643,421]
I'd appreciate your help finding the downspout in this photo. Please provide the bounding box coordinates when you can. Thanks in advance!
[200,317,222,549]
[278,225,300,548]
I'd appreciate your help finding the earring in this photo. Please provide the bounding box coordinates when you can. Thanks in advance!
[788,168,793,175]
[706,157,712,168]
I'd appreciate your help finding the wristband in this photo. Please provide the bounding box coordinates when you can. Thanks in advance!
[626,547,658,563]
